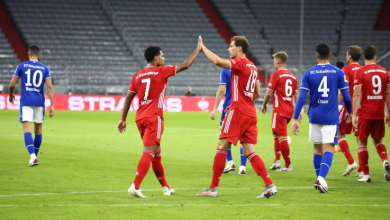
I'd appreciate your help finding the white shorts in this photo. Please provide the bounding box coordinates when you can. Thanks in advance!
[19,106,44,123]
[309,123,338,144]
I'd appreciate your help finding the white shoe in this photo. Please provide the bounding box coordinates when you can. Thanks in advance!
[128,183,147,198]
[357,175,371,182]
[277,165,293,171]
[223,163,236,173]
[163,186,175,196]
[270,160,281,170]
[257,184,277,199]
[355,171,364,177]
[27,154,37,167]
[238,166,246,175]
[343,162,358,176]
[196,188,218,197]
[316,177,328,193]
[383,161,390,181]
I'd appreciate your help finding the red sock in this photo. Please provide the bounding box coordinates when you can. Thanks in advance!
[358,147,369,175]
[338,137,354,165]
[247,152,273,187]
[133,151,155,190]
[210,149,228,189]
[279,138,291,167]
[274,136,281,162]
[152,152,169,188]
[375,143,388,162]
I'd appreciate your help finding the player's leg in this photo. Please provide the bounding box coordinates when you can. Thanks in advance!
[372,120,389,181]
[338,131,358,176]
[277,135,292,171]
[313,144,323,177]
[33,123,42,165]
[271,112,281,169]
[357,118,372,182]
[238,144,247,175]
[20,106,37,166]
[310,124,323,177]
[354,121,364,177]
[221,110,235,173]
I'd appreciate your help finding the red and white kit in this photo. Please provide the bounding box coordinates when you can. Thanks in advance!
[128,65,176,146]
[354,64,390,141]
[339,63,362,134]
[220,58,259,145]
[267,70,298,136]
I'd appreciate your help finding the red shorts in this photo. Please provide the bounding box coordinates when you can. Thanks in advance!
[271,112,291,136]
[339,107,353,134]
[358,117,385,141]
[354,115,361,136]
[220,108,257,145]
[136,114,164,146]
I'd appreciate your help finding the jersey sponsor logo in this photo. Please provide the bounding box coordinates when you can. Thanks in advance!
[318,99,328,104]
[244,91,253,98]
[26,87,40,92]
[246,64,256,68]
[141,99,153,105]
[310,69,337,74]
[135,72,159,79]
[364,69,387,74]
[282,97,292,101]
[23,64,45,69]
[367,95,383,100]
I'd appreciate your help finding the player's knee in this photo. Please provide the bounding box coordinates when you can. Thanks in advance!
[373,139,382,146]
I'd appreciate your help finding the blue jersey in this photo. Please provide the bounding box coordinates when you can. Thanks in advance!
[13,60,51,107]
[300,64,348,125]
[219,68,231,110]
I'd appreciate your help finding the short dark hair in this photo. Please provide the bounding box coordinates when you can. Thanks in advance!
[336,61,344,69]
[347,45,362,61]
[316,43,330,59]
[29,45,40,56]
[364,45,377,60]
[231,36,249,54]
[144,46,162,62]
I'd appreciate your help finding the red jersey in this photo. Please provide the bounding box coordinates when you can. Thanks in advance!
[354,63,390,120]
[128,65,176,121]
[228,57,258,117]
[342,63,362,109]
[267,69,298,118]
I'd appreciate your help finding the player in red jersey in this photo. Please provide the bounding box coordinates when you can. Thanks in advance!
[117,37,202,198]
[196,36,277,198]
[352,45,390,182]
[262,52,301,172]
[337,46,362,176]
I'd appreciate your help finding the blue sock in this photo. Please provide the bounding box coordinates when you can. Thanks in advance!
[226,146,233,163]
[318,152,333,179]
[313,154,323,177]
[34,134,42,156]
[240,147,247,166]
[24,133,35,155]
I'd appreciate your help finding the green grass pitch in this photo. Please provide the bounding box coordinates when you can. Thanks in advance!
[0,110,389,220]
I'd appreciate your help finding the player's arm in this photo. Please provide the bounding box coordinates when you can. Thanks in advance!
[210,84,226,120]
[261,89,272,114]
[45,78,55,118]
[340,88,352,113]
[385,85,390,126]
[352,85,361,128]
[253,80,261,101]
[118,91,136,133]
[292,88,308,135]
[8,76,18,104]
[293,90,303,122]
[200,37,231,69]
[176,36,202,74]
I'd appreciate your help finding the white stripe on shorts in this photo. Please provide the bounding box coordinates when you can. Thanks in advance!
[272,113,277,129]
[224,109,234,134]
[157,115,161,139]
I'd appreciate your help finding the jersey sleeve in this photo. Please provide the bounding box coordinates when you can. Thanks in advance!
[338,69,349,90]
[13,64,22,78]
[354,69,363,87]
[267,72,278,90]
[300,71,310,91]
[128,77,137,94]
[342,66,349,83]
[161,65,176,79]
[229,58,243,72]
[219,69,228,85]
[45,67,51,80]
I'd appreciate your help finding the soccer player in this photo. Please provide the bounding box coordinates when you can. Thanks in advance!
[117,38,202,198]
[352,45,390,182]
[262,51,301,171]
[337,46,363,176]
[210,68,247,175]
[292,43,352,193]
[197,36,277,198]
[8,45,55,166]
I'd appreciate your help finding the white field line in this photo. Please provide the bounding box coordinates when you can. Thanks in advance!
[0,134,217,138]
[1,186,388,198]
[0,203,389,207]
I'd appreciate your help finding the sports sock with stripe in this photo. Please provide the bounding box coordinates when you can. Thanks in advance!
[24,133,35,156]
[34,134,42,156]
[240,147,247,167]
[152,152,169,188]
[358,147,370,175]
[210,149,228,189]
[313,154,322,177]
[247,152,273,187]
[133,151,155,190]
[274,136,281,162]
[375,143,388,162]
[279,138,291,167]
[338,137,354,165]
[318,152,333,179]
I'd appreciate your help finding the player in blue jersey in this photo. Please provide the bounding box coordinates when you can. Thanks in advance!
[8,45,55,167]
[210,68,247,175]
[292,43,352,193]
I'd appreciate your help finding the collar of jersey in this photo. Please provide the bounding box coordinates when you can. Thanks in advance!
[317,63,330,65]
